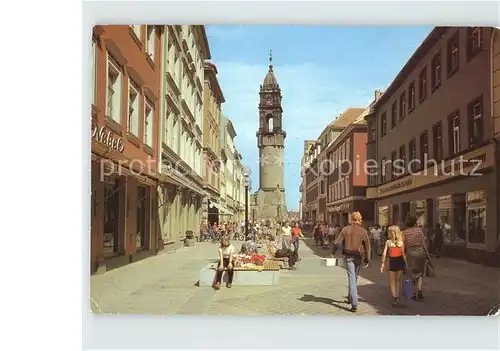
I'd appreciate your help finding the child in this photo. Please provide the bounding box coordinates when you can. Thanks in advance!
[213,235,235,290]
[380,225,408,307]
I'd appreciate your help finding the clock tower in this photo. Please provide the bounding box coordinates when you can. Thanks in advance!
[254,51,287,220]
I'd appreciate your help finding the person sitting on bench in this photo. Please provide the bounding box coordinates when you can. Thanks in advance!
[269,235,297,268]
[214,235,235,290]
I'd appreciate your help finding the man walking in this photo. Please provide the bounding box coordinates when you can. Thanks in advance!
[333,212,371,313]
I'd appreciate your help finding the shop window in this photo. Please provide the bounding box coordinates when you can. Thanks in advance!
[467,190,486,244]
[136,186,148,250]
[378,206,389,226]
[452,194,467,244]
[103,179,121,256]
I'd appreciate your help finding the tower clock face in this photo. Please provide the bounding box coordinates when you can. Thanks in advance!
[266,96,273,106]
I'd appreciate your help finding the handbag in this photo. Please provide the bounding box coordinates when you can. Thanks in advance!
[425,260,436,277]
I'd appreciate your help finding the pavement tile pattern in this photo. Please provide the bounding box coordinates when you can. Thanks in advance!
[90,237,500,315]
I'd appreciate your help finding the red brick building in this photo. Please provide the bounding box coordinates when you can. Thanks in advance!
[90,25,163,274]
[366,27,499,265]
[325,107,375,226]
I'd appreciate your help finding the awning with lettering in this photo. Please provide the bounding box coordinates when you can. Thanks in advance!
[208,201,234,216]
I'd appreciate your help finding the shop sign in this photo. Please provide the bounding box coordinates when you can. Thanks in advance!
[91,120,124,153]
[378,178,413,196]
[329,202,351,212]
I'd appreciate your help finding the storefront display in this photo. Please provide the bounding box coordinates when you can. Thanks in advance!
[378,206,389,225]
[103,177,120,256]
[436,195,452,244]
[467,191,486,245]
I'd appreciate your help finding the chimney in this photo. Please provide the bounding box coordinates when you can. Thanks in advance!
[374,90,383,101]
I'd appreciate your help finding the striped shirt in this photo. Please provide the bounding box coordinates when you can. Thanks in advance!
[403,227,426,248]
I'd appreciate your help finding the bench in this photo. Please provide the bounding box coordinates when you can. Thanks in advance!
[198,260,280,287]
[265,243,290,269]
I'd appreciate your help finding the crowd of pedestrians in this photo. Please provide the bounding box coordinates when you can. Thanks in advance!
[305,212,436,313]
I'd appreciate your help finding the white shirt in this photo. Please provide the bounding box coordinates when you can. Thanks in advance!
[371,228,381,240]
[219,244,235,258]
[282,226,292,236]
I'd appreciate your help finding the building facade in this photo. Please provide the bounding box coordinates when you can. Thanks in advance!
[202,62,224,225]
[325,106,376,226]
[366,26,499,265]
[254,56,287,220]
[157,25,209,250]
[91,25,163,273]
[303,140,321,221]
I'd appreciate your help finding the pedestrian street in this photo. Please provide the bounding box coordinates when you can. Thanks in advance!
[90,236,498,316]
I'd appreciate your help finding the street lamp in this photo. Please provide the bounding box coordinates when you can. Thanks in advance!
[243,167,251,239]
[275,184,281,222]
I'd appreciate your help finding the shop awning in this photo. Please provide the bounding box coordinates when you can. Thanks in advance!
[208,201,234,216]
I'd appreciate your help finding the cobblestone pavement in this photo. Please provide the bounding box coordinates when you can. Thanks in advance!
[90,237,499,315]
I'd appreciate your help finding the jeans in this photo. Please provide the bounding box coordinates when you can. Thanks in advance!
[215,257,234,284]
[292,236,299,254]
[345,256,362,307]
[371,238,380,258]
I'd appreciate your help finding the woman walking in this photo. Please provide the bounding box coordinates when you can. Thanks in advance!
[402,215,429,301]
[380,225,408,307]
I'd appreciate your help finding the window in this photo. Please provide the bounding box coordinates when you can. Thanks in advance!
[368,121,376,141]
[345,176,350,197]
[433,122,443,161]
[106,55,122,123]
[448,112,461,155]
[447,31,460,75]
[420,131,429,166]
[399,145,406,175]
[408,82,416,112]
[399,92,406,120]
[320,180,325,195]
[146,25,156,61]
[144,99,154,146]
[418,67,427,102]
[136,186,148,250]
[431,52,442,90]
[131,25,141,40]
[92,39,97,105]
[380,157,386,183]
[467,27,482,60]
[409,138,417,172]
[390,150,397,178]
[128,81,140,136]
[468,97,483,148]
[391,101,397,129]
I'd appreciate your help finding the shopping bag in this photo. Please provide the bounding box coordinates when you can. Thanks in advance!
[403,277,414,300]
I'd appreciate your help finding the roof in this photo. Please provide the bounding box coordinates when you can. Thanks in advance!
[329,108,366,128]
[263,64,279,87]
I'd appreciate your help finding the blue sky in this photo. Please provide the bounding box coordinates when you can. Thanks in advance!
[205,25,432,211]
